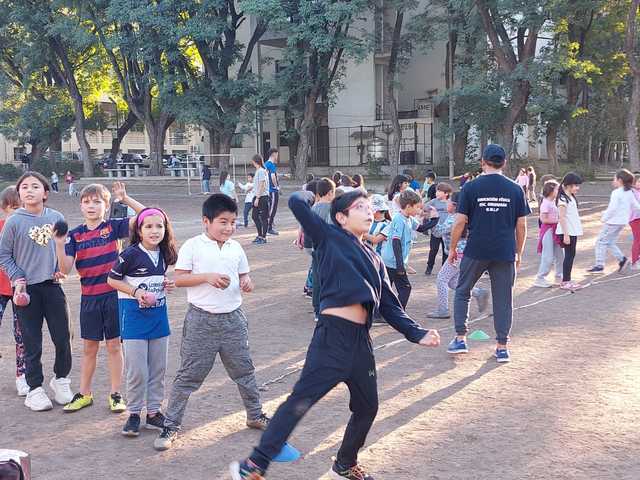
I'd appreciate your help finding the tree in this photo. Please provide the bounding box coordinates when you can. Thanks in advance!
[2,0,102,176]
[248,0,371,179]
[474,0,545,159]
[90,1,183,174]
[625,0,640,172]
[162,0,269,172]
[0,19,74,163]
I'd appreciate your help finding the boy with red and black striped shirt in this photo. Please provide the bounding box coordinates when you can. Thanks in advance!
[54,182,144,413]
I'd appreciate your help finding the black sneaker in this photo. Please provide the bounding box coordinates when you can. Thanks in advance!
[330,461,375,480]
[146,411,166,430]
[618,256,628,272]
[154,427,178,451]
[267,228,279,236]
[424,267,433,275]
[122,414,141,437]
[586,265,604,274]
[246,413,270,431]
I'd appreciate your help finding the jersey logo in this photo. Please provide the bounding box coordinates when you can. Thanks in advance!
[136,268,148,274]
[100,227,111,239]
[28,224,53,247]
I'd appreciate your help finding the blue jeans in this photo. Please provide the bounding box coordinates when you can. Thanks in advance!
[453,256,515,345]
[201,179,210,193]
[243,202,252,227]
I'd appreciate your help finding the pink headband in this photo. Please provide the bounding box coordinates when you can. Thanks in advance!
[137,208,165,227]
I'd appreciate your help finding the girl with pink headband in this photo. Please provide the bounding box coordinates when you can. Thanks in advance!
[107,207,178,437]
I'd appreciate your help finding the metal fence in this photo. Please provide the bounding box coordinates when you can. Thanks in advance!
[309,122,433,168]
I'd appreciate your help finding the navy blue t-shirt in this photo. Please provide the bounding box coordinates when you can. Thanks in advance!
[457,173,530,261]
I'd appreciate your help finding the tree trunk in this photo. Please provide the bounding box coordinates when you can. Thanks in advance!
[294,95,318,181]
[146,124,167,175]
[218,131,233,172]
[546,122,559,174]
[30,141,44,165]
[386,9,404,174]
[453,124,469,175]
[625,0,640,171]
[73,98,93,177]
[110,111,137,162]
[627,75,640,171]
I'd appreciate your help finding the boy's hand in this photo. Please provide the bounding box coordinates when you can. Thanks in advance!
[207,273,231,289]
[447,249,458,264]
[163,278,176,294]
[240,275,254,293]
[112,181,127,202]
[419,330,441,347]
[563,234,570,245]
[52,271,67,282]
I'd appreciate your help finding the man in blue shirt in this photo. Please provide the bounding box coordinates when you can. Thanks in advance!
[447,144,530,363]
[264,148,280,235]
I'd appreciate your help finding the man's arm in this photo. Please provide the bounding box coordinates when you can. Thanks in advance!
[515,216,527,268]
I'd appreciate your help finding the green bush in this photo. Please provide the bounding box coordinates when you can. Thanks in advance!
[0,164,23,181]
[31,157,83,178]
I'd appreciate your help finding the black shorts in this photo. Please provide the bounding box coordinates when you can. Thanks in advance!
[80,291,120,341]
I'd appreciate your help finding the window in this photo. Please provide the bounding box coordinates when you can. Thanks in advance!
[231,133,244,148]
[278,131,290,147]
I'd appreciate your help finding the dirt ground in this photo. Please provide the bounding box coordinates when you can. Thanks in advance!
[1,180,639,480]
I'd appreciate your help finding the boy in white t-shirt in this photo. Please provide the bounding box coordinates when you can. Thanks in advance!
[154,194,269,451]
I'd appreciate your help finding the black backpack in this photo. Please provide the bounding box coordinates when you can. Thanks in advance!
[0,459,24,480]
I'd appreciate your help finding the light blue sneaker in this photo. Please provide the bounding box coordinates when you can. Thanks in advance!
[447,337,468,354]
[495,348,511,363]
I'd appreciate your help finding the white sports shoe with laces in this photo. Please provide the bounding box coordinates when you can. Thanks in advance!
[24,386,53,411]
[49,376,74,405]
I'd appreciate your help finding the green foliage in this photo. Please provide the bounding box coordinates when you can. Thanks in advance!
[0,164,22,181]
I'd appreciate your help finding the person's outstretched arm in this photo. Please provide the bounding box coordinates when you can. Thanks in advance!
[288,191,328,246]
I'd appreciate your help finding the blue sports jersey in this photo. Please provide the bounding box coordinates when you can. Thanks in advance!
[108,244,170,340]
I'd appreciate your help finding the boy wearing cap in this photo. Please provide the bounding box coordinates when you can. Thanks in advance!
[447,144,530,363]
[54,182,145,413]
[365,194,391,255]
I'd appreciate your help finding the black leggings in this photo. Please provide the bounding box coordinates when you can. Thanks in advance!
[16,281,71,389]
[562,236,578,282]
[386,266,412,309]
[252,196,270,238]
[250,314,378,472]
[268,191,279,231]
[427,235,446,270]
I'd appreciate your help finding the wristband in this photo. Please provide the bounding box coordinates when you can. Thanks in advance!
[132,287,139,297]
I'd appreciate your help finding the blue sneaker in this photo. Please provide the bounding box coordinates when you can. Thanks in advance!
[495,348,511,363]
[447,337,468,354]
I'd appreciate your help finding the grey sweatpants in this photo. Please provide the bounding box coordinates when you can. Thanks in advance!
[123,336,169,415]
[164,305,262,430]
[536,229,563,280]
[454,257,515,345]
[594,223,625,267]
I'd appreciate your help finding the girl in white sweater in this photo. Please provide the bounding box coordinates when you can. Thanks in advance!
[587,169,640,273]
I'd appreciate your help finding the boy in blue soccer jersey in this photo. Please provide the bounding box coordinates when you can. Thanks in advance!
[54,182,144,413]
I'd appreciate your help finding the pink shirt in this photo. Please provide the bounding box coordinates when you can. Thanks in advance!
[516,175,529,188]
[540,198,559,223]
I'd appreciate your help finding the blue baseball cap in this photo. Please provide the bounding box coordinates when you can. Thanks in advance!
[482,144,506,161]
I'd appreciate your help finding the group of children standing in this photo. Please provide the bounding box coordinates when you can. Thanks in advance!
[0,172,270,452]
[534,169,640,290]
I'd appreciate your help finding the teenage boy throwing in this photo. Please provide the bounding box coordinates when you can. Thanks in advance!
[230,189,440,480]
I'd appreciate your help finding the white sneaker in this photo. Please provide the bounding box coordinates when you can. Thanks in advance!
[49,376,74,405]
[24,386,53,411]
[533,278,553,288]
[16,375,29,396]
[631,262,640,271]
